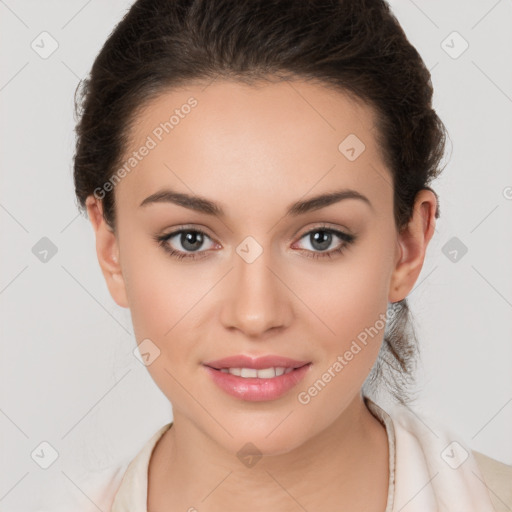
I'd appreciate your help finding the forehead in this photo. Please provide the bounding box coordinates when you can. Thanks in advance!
[115,79,392,217]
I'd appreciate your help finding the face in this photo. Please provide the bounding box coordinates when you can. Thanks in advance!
[88,79,435,455]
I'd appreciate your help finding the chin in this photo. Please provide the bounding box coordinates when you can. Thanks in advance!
[215,417,313,459]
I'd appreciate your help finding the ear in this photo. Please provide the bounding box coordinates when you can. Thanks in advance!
[388,189,437,303]
[85,195,129,308]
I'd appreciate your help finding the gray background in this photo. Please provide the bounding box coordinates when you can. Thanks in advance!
[1,0,511,510]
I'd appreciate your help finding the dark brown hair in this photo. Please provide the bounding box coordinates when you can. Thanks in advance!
[73,0,448,405]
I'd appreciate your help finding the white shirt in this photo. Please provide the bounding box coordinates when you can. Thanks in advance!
[39,396,512,511]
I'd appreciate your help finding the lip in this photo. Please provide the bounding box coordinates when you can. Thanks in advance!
[202,356,312,402]
[202,354,310,370]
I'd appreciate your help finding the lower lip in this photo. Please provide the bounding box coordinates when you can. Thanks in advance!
[203,364,312,402]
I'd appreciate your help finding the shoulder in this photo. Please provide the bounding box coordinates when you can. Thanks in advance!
[37,423,173,511]
[370,397,511,510]
[472,450,512,512]
[111,422,174,509]
[37,461,130,512]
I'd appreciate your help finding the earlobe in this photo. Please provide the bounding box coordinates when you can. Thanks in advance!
[388,189,437,303]
[85,195,129,308]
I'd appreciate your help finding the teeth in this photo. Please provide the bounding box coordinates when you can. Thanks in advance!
[241,368,259,378]
[218,366,294,378]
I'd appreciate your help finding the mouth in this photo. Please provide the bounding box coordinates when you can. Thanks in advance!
[202,354,311,371]
[205,364,310,379]
[202,357,312,401]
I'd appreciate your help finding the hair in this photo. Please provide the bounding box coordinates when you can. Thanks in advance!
[73,0,448,406]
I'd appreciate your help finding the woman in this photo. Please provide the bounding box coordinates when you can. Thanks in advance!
[69,0,511,510]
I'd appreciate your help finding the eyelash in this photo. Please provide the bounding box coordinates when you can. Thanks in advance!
[154,224,356,261]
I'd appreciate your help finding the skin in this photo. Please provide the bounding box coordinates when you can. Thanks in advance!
[86,79,436,511]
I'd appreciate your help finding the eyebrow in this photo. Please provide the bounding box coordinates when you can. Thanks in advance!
[139,187,374,216]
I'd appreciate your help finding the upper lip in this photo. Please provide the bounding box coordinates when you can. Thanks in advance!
[203,355,311,370]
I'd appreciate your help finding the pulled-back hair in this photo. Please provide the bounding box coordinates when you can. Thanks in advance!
[73,0,448,405]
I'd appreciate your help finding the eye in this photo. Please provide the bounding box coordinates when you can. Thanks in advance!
[292,225,356,259]
[154,227,217,260]
[154,224,356,261]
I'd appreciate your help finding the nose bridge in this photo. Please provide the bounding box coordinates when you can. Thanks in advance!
[220,235,290,336]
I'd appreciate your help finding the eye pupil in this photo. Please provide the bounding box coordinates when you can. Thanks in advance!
[181,231,203,251]
[311,230,332,251]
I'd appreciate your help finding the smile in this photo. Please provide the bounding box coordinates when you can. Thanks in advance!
[203,362,312,401]
[219,367,294,378]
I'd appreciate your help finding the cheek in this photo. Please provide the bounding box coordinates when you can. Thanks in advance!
[120,244,200,398]
[293,245,393,350]
[294,256,393,415]
[119,230,184,345]
[120,238,213,376]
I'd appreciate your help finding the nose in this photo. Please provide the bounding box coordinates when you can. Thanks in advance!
[219,245,292,338]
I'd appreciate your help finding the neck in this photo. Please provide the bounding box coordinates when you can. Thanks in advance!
[148,394,390,511]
